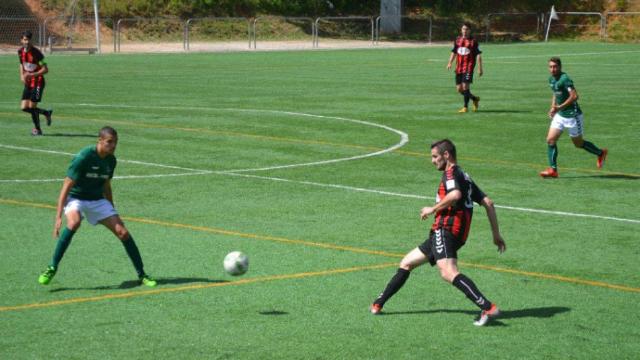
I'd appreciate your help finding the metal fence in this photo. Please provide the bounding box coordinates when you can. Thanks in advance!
[1,12,638,54]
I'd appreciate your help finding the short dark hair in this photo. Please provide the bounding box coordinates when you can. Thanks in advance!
[430,139,456,160]
[99,126,118,139]
[549,57,562,68]
[21,30,33,40]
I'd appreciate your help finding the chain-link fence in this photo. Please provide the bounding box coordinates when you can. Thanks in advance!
[1,10,638,54]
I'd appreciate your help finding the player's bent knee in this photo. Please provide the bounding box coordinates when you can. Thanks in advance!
[116,228,130,241]
[67,221,81,231]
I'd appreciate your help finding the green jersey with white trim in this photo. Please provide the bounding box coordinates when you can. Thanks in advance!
[66,145,117,200]
[549,72,582,118]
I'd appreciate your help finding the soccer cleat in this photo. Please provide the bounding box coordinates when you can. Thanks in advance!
[140,274,157,287]
[473,303,500,326]
[31,128,43,136]
[45,109,53,126]
[38,266,57,285]
[539,167,558,178]
[370,303,383,315]
[597,148,608,169]
[472,96,480,112]
[458,107,468,113]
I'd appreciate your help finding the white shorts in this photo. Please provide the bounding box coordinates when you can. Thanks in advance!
[64,198,118,225]
[550,113,584,138]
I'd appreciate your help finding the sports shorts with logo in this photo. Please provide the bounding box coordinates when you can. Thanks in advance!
[22,84,45,102]
[550,113,584,138]
[455,72,474,85]
[64,198,118,225]
[418,228,464,266]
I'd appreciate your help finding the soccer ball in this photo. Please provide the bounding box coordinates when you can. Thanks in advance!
[223,251,249,276]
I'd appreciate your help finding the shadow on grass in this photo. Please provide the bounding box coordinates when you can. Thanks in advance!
[44,133,95,138]
[558,174,639,180]
[258,310,289,316]
[476,110,533,114]
[380,306,571,326]
[49,277,227,292]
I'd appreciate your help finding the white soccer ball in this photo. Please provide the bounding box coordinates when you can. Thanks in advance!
[223,251,249,276]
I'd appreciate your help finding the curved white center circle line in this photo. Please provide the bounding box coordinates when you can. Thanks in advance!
[0,105,408,180]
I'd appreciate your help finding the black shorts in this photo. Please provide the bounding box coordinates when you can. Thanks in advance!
[455,72,473,85]
[22,84,45,103]
[418,228,464,266]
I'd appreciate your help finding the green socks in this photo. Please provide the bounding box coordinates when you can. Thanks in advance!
[547,144,558,169]
[122,236,145,277]
[50,227,75,269]
[582,140,603,156]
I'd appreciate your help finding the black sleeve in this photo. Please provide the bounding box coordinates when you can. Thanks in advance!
[471,181,486,204]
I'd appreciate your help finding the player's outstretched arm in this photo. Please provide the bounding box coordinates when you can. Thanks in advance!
[481,196,506,253]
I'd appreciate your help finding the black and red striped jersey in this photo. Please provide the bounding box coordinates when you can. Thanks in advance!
[431,165,486,242]
[451,36,481,74]
[18,46,46,88]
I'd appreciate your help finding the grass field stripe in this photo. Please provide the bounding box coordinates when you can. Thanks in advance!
[0,262,397,312]
[5,103,640,178]
[460,262,640,293]
[2,197,637,295]
[0,198,402,258]
[124,216,405,258]
[221,173,640,224]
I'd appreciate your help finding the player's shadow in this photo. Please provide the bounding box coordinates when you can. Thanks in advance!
[559,174,639,180]
[44,133,95,138]
[258,310,289,316]
[380,306,570,326]
[476,110,533,113]
[49,277,227,292]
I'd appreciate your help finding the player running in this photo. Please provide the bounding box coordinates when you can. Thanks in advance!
[18,30,52,136]
[539,57,608,178]
[38,127,157,287]
[370,139,506,326]
[447,24,483,113]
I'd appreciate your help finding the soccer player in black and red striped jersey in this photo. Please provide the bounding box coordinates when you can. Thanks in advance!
[447,24,483,113]
[18,30,52,136]
[370,139,506,326]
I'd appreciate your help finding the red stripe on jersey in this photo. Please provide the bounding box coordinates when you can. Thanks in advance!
[453,36,480,74]
[19,47,44,88]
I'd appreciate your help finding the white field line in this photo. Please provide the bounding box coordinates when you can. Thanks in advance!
[2,106,638,224]
[222,173,640,225]
[0,105,409,174]
[425,49,640,62]
[2,144,638,224]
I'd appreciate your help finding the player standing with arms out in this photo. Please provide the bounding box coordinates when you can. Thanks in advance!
[18,30,53,136]
[370,139,506,326]
[38,126,157,287]
[539,57,608,178]
[447,24,483,113]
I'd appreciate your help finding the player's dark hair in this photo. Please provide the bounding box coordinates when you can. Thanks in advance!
[462,23,471,29]
[431,139,457,160]
[549,57,562,68]
[99,126,118,139]
[21,30,33,40]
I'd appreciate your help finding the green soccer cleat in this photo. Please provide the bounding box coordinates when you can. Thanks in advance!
[140,274,157,287]
[38,266,57,285]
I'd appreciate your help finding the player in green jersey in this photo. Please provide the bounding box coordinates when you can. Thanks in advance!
[540,57,608,178]
[38,126,157,287]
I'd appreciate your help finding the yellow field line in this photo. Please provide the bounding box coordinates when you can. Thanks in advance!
[460,262,640,293]
[1,111,637,178]
[1,198,639,297]
[0,262,398,312]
